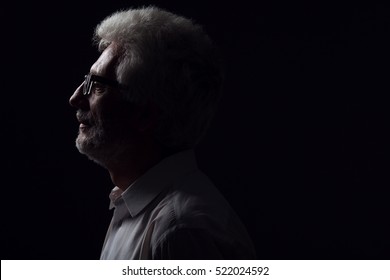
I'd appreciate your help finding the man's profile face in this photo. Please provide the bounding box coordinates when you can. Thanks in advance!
[69,44,136,165]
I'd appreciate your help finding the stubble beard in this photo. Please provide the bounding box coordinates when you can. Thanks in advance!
[75,120,130,169]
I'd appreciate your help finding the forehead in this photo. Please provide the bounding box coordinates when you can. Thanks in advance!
[90,43,122,79]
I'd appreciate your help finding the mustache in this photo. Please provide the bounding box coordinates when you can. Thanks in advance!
[76,111,94,125]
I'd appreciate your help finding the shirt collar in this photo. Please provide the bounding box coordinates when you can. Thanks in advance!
[109,149,198,217]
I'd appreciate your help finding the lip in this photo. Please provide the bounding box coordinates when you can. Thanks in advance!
[76,116,92,127]
[79,123,91,131]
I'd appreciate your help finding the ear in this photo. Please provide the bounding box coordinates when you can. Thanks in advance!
[132,101,160,135]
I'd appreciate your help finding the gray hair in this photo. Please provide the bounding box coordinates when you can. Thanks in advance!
[93,6,224,150]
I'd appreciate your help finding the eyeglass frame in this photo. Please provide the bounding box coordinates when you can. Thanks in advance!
[83,73,129,96]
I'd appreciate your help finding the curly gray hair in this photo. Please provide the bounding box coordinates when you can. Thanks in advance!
[94,6,224,150]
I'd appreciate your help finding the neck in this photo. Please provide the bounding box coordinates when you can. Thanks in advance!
[106,143,167,191]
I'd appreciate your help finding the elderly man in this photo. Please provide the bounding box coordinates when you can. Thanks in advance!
[69,6,256,259]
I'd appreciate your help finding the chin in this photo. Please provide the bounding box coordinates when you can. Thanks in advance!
[76,134,100,158]
[75,135,128,168]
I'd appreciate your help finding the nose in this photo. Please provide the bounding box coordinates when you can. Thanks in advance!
[69,83,89,110]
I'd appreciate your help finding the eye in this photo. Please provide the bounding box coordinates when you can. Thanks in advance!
[91,81,107,95]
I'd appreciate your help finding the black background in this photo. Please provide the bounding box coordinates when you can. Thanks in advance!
[2,1,390,260]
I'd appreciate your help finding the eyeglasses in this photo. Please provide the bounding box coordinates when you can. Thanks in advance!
[83,73,129,96]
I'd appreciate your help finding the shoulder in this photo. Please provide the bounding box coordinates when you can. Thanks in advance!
[147,169,256,259]
[151,169,230,233]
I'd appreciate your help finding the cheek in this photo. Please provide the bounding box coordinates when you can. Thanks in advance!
[112,106,136,128]
[88,95,116,123]
[92,97,135,128]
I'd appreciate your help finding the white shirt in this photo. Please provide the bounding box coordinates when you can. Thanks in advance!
[100,150,256,259]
